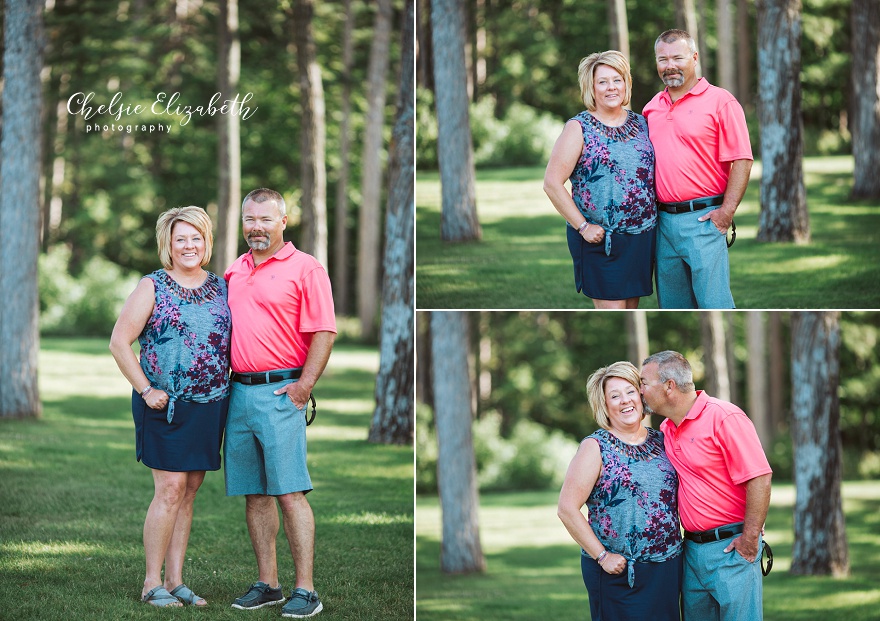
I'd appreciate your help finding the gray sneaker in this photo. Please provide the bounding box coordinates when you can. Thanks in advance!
[281,588,323,618]
[231,582,286,610]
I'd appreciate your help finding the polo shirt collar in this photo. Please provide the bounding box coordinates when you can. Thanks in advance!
[683,390,709,421]
[245,241,296,267]
[661,76,709,105]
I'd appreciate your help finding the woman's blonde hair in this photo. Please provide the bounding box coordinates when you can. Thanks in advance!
[155,206,214,270]
[578,50,633,111]
[586,361,642,429]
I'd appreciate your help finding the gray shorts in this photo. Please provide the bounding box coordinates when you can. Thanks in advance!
[224,380,312,496]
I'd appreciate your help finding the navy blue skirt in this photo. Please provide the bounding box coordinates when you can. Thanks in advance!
[132,391,229,472]
[566,225,656,300]
[581,553,682,621]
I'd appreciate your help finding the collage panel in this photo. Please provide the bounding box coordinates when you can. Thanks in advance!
[415,310,880,620]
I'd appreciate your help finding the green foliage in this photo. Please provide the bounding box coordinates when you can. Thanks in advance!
[0,338,413,620]
[416,87,439,169]
[39,244,140,336]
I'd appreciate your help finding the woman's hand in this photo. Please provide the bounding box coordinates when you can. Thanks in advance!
[144,388,169,410]
[599,552,627,575]
[581,223,605,244]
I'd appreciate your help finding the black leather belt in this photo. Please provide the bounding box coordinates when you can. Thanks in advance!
[658,194,724,214]
[231,368,302,385]
[684,522,744,544]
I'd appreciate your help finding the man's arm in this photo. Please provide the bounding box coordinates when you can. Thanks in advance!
[275,330,336,408]
[699,158,752,234]
[725,472,772,562]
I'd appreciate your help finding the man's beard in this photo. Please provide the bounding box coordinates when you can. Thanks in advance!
[247,232,271,251]
[642,397,657,417]
[662,71,685,87]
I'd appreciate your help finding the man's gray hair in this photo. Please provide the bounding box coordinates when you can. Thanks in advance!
[654,29,698,55]
[643,350,695,392]
[241,187,286,216]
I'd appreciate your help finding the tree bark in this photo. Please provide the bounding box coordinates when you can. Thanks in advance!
[358,0,394,339]
[673,0,703,78]
[700,311,731,402]
[851,0,880,199]
[369,0,415,446]
[746,312,772,448]
[0,0,44,419]
[716,0,735,92]
[607,0,630,61]
[292,0,328,269]
[215,0,242,273]
[431,312,486,574]
[332,0,357,314]
[626,310,650,426]
[790,312,849,576]
[736,0,753,109]
[768,311,786,433]
[431,0,481,241]
[756,0,810,242]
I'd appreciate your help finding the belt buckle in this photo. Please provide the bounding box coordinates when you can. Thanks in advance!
[264,372,272,384]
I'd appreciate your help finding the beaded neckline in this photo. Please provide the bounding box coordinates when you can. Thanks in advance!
[585,109,642,141]
[157,270,221,304]
[599,427,664,461]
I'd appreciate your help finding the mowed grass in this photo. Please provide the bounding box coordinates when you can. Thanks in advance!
[0,337,413,621]
[416,482,880,620]
[415,156,880,309]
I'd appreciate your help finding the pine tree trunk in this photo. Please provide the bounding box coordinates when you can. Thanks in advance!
[332,0,357,315]
[431,0,481,241]
[736,0,753,108]
[700,311,731,402]
[768,312,786,433]
[358,0,394,339]
[431,312,485,574]
[369,0,415,446]
[292,0,328,269]
[674,0,703,78]
[747,312,772,448]
[851,0,880,199]
[756,0,810,242]
[607,0,630,61]
[790,312,849,576]
[215,0,242,273]
[0,0,44,419]
[716,0,735,92]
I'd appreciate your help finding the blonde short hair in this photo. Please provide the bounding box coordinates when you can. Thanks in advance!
[586,361,642,430]
[155,206,214,270]
[578,50,632,111]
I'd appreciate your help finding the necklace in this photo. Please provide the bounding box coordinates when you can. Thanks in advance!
[611,425,646,445]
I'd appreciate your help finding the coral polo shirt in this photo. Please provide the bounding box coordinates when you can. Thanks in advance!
[225,241,337,374]
[659,391,772,533]
[642,78,753,203]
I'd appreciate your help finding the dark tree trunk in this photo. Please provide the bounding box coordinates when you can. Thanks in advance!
[0,0,44,419]
[332,0,356,314]
[851,0,880,199]
[700,311,731,402]
[756,0,810,242]
[291,0,328,268]
[358,0,394,339]
[431,0,481,241]
[370,0,415,446]
[607,0,629,61]
[790,312,849,576]
[215,0,241,273]
[431,312,485,574]
[747,312,772,448]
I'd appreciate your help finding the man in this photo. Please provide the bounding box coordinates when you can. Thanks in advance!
[224,188,336,618]
[643,29,753,308]
[640,350,771,621]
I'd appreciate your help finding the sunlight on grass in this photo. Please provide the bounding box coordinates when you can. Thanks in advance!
[1,541,101,556]
[329,511,414,526]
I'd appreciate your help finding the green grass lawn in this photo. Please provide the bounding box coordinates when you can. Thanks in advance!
[415,156,880,309]
[0,338,413,620]
[416,483,880,620]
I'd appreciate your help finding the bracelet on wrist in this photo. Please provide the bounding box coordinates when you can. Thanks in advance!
[577,221,589,234]
[140,385,153,397]
[596,550,608,564]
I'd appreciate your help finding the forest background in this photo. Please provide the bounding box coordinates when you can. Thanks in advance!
[7,0,408,340]
[416,0,856,169]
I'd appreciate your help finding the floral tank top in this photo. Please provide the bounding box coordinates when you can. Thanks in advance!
[585,427,682,587]
[138,270,231,422]
[568,109,656,256]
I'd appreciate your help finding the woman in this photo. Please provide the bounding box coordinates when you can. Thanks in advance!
[543,51,657,309]
[110,206,231,607]
[557,362,682,621]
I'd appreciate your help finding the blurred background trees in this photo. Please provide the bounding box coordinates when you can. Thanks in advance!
[416,311,880,494]
[10,0,405,339]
